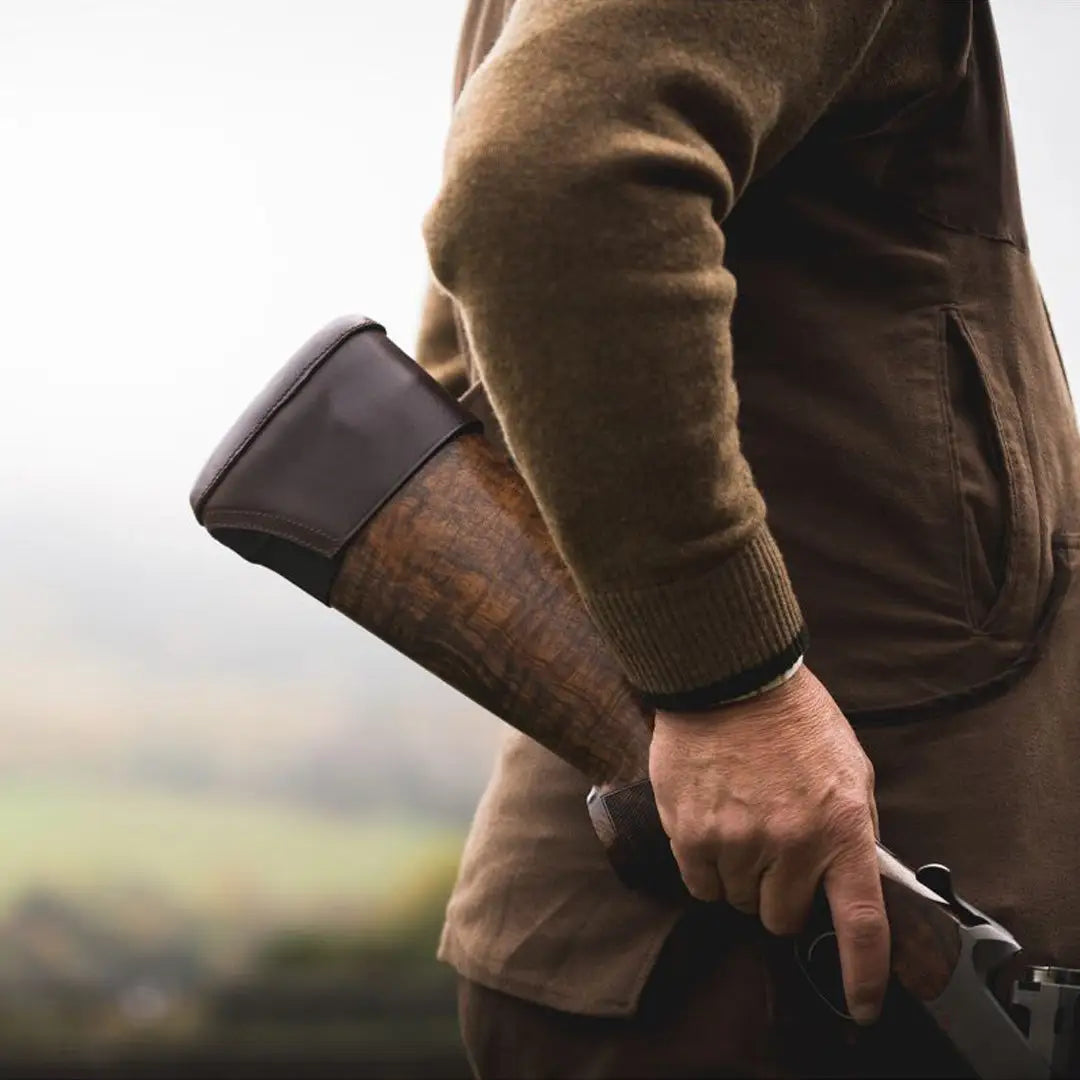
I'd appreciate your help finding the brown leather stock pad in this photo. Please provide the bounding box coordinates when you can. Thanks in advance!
[190,316,481,603]
[190,315,652,784]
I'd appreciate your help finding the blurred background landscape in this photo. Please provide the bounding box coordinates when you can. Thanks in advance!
[0,1,494,1074]
[0,0,1077,1076]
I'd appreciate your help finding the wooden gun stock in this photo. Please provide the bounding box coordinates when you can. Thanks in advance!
[329,431,684,896]
[330,433,654,789]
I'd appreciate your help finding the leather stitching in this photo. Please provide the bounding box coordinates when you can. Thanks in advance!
[205,508,339,544]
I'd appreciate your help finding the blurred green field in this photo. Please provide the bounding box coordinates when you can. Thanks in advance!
[0,777,471,1077]
[0,777,463,914]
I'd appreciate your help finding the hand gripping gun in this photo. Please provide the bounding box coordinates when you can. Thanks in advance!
[190,318,1079,1079]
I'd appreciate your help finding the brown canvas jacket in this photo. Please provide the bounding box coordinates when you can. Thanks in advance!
[416,0,1080,1017]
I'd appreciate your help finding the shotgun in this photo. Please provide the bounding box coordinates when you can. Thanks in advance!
[190,316,1078,1079]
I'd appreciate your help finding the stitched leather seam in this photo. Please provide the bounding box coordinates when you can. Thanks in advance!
[205,508,338,544]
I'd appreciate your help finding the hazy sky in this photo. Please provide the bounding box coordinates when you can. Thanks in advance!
[0,1,1077,779]
[1,0,470,524]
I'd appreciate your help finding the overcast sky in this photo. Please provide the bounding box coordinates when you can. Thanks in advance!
[0,0,469,527]
[0,1,1077,763]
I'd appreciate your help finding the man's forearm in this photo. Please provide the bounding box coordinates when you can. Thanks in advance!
[423,0,895,704]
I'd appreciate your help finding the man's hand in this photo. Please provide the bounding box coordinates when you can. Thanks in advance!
[649,665,889,1025]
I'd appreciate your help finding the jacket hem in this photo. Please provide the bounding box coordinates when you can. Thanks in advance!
[436,913,680,1019]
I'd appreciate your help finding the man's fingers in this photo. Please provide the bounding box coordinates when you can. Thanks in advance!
[823,841,890,1025]
[715,848,764,916]
[671,845,724,903]
[758,857,819,937]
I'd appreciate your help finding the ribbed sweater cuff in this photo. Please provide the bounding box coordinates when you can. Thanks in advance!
[583,527,807,710]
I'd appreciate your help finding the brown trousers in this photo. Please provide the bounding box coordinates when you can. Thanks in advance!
[457,904,971,1079]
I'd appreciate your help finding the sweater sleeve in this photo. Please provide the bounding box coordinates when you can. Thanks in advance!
[415,277,470,400]
[423,0,895,709]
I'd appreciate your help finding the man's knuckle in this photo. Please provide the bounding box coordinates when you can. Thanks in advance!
[721,815,765,853]
[673,821,716,855]
[685,879,717,903]
[762,903,807,937]
[862,755,876,786]
[760,910,789,936]
[828,793,872,835]
[840,902,888,945]
[671,840,702,866]
[724,889,761,917]
[766,813,815,853]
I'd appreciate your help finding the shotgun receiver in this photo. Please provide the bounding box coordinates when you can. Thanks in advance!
[191,317,1078,1079]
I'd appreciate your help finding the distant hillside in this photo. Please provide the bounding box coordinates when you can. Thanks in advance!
[0,503,503,821]
[0,777,463,915]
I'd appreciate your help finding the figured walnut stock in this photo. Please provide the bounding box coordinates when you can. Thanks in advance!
[329,424,964,1013]
[329,433,653,787]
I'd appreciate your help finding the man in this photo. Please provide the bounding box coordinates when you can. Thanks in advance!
[417,1,1080,1075]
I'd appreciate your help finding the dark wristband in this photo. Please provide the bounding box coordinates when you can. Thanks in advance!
[640,626,809,713]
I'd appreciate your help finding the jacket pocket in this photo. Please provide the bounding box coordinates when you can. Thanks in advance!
[940,304,1040,638]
